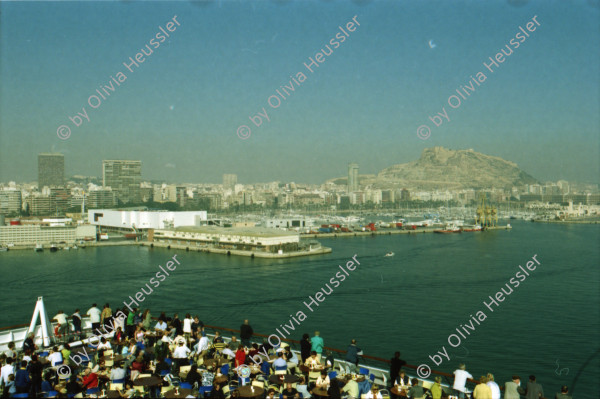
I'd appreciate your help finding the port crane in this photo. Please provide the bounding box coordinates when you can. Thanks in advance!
[476,193,498,227]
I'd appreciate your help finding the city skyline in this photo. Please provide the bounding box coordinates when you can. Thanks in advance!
[0,0,599,185]
[1,147,596,188]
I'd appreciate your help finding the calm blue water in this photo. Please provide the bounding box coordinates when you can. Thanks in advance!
[1,220,598,397]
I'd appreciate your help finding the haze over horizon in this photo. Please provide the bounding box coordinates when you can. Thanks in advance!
[1,0,598,185]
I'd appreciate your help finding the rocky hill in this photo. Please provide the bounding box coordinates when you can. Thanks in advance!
[331,147,539,190]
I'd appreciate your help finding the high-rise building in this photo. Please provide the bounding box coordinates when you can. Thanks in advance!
[102,160,142,204]
[38,153,65,189]
[0,189,22,215]
[223,174,238,190]
[88,188,117,209]
[348,163,359,193]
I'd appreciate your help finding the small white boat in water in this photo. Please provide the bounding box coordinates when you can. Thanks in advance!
[385,252,395,257]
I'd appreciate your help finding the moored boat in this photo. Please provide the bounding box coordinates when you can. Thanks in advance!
[434,224,462,234]
[462,224,482,232]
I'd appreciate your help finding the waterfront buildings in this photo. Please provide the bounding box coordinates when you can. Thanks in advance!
[150,225,300,253]
[88,209,208,231]
[102,160,142,204]
[0,224,96,245]
[38,153,64,189]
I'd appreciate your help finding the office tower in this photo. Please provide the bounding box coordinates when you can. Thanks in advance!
[38,153,65,189]
[102,160,142,204]
[88,189,117,209]
[223,174,238,190]
[348,163,359,193]
[0,190,22,215]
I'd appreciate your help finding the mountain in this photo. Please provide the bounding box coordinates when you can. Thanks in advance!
[330,147,539,190]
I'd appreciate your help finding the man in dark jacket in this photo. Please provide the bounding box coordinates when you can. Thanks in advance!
[525,375,544,399]
[240,319,253,347]
[345,340,361,372]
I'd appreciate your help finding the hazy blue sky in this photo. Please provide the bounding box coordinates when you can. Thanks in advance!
[0,0,598,184]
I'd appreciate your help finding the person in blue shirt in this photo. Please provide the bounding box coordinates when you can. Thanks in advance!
[5,374,17,397]
[14,361,30,393]
[41,373,54,393]
[273,352,288,371]
[310,331,324,360]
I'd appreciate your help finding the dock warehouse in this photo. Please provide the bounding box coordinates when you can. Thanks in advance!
[150,226,300,253]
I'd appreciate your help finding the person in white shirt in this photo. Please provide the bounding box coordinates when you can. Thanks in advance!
[183,313,193,343]
[97,337,112,351]
[365,385,383,399]
[315,370,330,389]
[48,346,63,366]
[222,344,236,359]
[110,363,126,381]
[486,373,501,399]
[193,334,209,358]
[305,351,321,368]
[395,370,409,389]
[0,357,15,386]
[173,341,191,371]
[87,304,102,331]
[53,310,69,337]
[453,364,473,399]
[3,342,16,360]
[155,320,168,333]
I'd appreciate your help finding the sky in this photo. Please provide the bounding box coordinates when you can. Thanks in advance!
[0,0,599,185]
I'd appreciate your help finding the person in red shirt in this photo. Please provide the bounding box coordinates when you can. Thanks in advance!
[79,367,99,389]
[235,344,246,367]
[131,356,145,373]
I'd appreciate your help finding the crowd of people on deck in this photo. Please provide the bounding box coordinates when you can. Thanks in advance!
[0,305,574,399]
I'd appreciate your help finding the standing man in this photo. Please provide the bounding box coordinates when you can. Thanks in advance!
[311,331,324,361]
[87,303,102,332]
[503,375,525,399]
[486,373,501,399]
[101,303,112,330]
[240,319,253,348]
[525,375,544,399]
[71,309,82,338]
[345,339,361,373]
[53,310,68,340]
[452,363,473,399]
[126,307,136,338]
[389,352,407,389]
[554,385,572,399]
